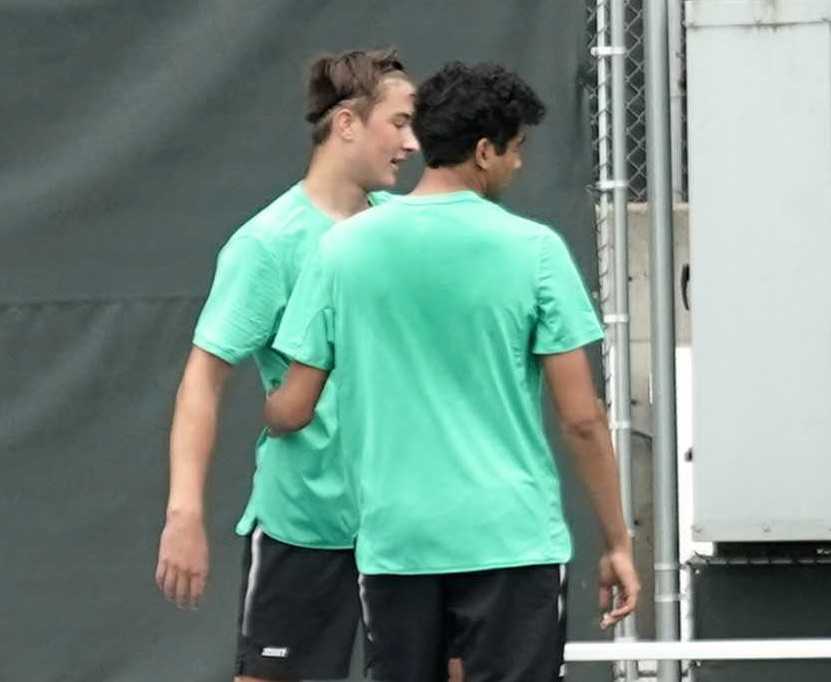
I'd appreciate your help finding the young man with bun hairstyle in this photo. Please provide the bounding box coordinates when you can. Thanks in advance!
[155,48,418,682]
[265,62,640,682]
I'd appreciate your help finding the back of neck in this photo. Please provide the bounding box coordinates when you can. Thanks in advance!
[409,165,484,197]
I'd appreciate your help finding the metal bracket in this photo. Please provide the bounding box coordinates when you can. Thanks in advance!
[655,593,683,604]
[591,46,627,58]
[654,562,681,571]
[596,179,628,192]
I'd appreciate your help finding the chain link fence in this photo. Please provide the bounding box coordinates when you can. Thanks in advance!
[586,0,688,203]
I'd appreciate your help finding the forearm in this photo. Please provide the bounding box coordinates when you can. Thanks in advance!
[263,362,329,434]
[263,392,290,436]
[263,386,308,435]
[166,379,223,519]
[562,416,630,551]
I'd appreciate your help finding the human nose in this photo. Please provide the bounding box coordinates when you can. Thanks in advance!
[402,126,420,155]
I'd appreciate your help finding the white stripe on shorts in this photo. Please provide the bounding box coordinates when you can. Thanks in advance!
[357,573,374,642]
[241,526,264,637]
[558,563,567,625]
[559,564,568,679]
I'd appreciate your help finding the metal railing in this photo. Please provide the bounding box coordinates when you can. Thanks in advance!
[565,638,831,662]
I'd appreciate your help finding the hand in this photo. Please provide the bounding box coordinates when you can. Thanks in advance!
[598,545,640,629]
[155,510,209,609]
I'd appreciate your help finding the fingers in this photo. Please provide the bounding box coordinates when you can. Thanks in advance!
[175,569,191,609]
[599,583,640,629]
[155,518,209,609]
[162,562,179,604]
[600,612,617,630]
[155,557,167,593]
[608,590,638,621]
[598,551,641,629]
[598,583,612,612]
[608,602,635,622]
[600,598,636,629]
[190,571,207,608]
[158,563,205,609]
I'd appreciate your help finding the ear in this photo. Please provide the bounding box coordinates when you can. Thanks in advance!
[331,107,358,142]
[474,138,494,170]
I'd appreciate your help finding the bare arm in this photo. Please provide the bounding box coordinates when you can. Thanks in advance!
[155,346,232,608]
[263,361,330,435]
[542,348,640,628]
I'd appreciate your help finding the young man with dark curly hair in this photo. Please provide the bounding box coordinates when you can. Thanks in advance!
[154,49,420,682]
[264,62,640,682]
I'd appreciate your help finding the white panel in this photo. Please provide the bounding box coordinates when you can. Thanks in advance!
[686,0,831,28]
[687,12,831,541]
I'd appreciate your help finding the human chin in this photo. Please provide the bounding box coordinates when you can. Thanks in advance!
[370,160,398,188]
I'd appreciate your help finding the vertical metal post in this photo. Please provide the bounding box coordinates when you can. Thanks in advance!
[593,1,638,680]
[644,1,681,682]
[667,0,685,203]
[595,0,613,339]
[610,1,638,681]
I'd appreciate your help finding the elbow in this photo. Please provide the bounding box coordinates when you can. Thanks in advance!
[561,411,607,441]
[284,407,314,432]
[263,399,314,434]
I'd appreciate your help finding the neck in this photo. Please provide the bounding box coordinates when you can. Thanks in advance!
[410,164,486,197]
[303,146,369,221]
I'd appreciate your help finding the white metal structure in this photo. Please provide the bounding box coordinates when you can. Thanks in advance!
[686,0,831,542]
[565,638,831,662]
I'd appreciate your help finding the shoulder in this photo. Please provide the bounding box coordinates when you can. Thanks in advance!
[483,204,569,257]
[322,200,395,244]
[229,184,328,256]
[495,205,556,239]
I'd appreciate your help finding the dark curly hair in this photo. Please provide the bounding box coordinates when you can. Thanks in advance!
[413,62,546,168]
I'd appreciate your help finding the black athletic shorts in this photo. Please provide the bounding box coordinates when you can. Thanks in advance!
[235,527,360,680]
[360,564,567,682]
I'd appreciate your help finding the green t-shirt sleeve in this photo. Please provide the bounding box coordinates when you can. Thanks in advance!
[532,230,604,355]
[193,234,286,365]
[273,244,335,371]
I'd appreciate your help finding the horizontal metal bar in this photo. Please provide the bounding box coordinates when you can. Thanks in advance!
[596,179,628,191]
[654,593,682,604]
[653,562,680,571]
[591,46,627,57]
[564,639,831,662]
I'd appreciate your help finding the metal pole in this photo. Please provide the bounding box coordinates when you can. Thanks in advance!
[668,0,685,203]
[644,1,681,682]
[592,3,638,679]
[595,0,613,336]
[609,1,638,680]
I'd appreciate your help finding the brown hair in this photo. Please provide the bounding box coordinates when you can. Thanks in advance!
[306,48,408,145]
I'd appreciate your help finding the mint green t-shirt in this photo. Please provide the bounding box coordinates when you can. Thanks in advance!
[194,181,390,548]
[275,191,604,573]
